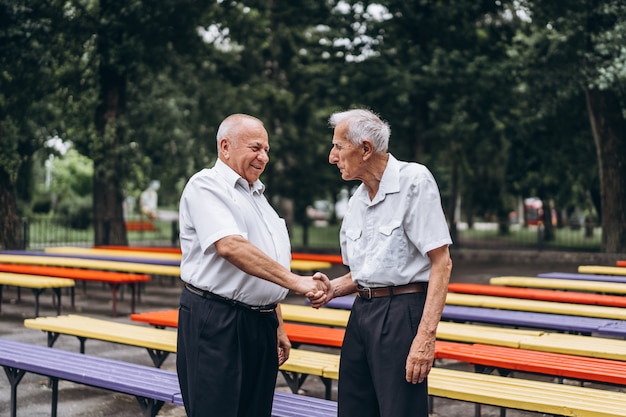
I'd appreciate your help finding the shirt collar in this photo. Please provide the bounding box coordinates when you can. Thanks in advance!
[214,158,266,194]
[356,153,400,205]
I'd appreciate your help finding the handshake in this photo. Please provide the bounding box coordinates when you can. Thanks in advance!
[301,272,334,309]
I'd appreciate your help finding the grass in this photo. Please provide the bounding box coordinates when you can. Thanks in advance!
[23,216,602,252]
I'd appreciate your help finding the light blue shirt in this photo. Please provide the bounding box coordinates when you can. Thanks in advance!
[340,154,452,287]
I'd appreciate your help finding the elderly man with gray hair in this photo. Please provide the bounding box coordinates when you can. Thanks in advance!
[311,108,452,417]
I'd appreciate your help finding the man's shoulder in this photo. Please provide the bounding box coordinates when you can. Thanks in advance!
[397,160,434,182]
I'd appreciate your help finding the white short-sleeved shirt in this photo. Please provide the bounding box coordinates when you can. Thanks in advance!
[340,154,452,287]
[178,159,290,306]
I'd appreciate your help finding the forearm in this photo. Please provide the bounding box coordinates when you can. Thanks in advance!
[329,272,357,298]
[215,235,300,291]
[417,246,452,338]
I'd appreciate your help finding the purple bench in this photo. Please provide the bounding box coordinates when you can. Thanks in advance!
[0,250,179,266]
[538,272,626,283]
[0,339,180,417]
[441,305,625,336]
[0,339,336,417]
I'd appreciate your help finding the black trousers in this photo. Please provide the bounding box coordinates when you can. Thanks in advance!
[176,287,279,417]
[338,292,429,417]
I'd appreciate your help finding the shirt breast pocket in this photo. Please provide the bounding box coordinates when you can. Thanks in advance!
[345,228,365,266]
[378,220,408,268]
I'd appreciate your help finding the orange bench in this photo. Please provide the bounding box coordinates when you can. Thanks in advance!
[124,221,156,232]
[95,245,181,253]
[291,253,343,264]
[130,309,346,348]
[435,340,626,386]
[130,307,626,391]
[0,264,150,317]
[618,260,626,267]
[447,282,626,308]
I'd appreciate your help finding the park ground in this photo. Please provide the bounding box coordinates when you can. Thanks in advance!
[0,249,623,416]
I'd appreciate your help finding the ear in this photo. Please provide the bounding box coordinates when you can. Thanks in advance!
[362,140,374,160]
[219,138,230,159]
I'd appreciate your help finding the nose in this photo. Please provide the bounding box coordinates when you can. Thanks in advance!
[257,149,269,163]
[329,148,338,164]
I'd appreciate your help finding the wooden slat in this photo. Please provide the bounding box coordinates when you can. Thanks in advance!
[579,265,626,276]
[490,276,626,295]
[447,282,626,307]
[0,272,75,288]
[453,288,626,320]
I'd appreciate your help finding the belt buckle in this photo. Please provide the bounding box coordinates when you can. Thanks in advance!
[360,287,373,300]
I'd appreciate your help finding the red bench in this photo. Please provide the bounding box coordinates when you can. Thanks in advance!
[130,309,346,348]
[95,245,181,253]
[447,282,626,308]
[618,260,626,267]
[124,221,156,231]
[0,264,150,317]
[435,340,626,386]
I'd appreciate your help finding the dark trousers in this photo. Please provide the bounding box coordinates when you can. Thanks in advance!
[176,287,279,417]
[338,292,429,417]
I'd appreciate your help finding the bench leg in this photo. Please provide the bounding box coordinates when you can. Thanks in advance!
[109,284,119,317]
[280,371,309,396]
[320,377,332,400]
[52,288,62,315]
[135,396,165,417]
[146,349,170,368]
[31,288,45,317]
[50,377,59,417]
[3,366,26,417]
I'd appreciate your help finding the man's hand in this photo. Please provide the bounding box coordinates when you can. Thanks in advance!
[307,272,332,308]
[405,334,436,384]
[277,324,291,366]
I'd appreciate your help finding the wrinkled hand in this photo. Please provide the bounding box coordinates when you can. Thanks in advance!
[277,325,291,366]
[405,335,436,384]
[307,272,332,309]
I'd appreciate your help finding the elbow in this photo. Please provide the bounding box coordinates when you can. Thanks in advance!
[214,236,242,260]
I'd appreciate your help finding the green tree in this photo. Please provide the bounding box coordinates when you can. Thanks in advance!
[0,0,67,249]
[514,0,626,251]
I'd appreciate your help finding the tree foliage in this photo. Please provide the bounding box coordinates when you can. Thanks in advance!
[0,0,624,252]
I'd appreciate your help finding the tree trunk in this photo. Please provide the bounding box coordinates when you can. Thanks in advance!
[93,27,128,246]
[0,167,23,250]
[585,88,626,253]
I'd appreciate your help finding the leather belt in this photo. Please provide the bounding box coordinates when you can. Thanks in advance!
[185,283,277,313]
[356,282,427,300]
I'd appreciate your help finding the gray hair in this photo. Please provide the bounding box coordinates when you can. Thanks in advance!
[216,114,264,152]
[328,109,390,153]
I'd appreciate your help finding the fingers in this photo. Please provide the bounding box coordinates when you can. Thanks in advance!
[405,360,429,384]
[306,273,332,308]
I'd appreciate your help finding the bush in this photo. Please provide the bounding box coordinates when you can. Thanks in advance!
[56,195,92,229]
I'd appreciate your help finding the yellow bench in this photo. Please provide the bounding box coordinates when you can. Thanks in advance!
[23,314,340,378]
[490,275,626,295]
[448,290,626,320]
[22,315,626,415]
[34,249,331,274]
[281,304,626,361]
[0,272,75,317]
[579,265,626,276]
[0,254,181,276]
[281,303,350,327]
[429,367,626,417]
[437,321,626,361]
[45,246,182,261]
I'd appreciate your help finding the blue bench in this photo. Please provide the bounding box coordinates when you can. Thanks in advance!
[0,339,336,417]
[0,338,180,417]
[538,272,626,283]
[441,305,626,336]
